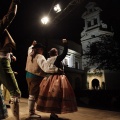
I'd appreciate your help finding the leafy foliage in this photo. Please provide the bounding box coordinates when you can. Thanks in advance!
[83,35,120,70]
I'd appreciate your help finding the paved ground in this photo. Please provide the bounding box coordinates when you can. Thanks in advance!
[5,98,120,120]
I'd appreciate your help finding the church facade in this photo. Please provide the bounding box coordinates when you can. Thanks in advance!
[81,2,120,90]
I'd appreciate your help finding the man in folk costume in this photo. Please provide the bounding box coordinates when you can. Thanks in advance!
[0,0,21,120]
[25,41,63,119]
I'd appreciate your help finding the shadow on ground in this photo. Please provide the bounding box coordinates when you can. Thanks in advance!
[22,116,70,120]
[75,90,120,112]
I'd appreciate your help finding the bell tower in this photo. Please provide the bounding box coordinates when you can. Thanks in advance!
[80,2,113,90]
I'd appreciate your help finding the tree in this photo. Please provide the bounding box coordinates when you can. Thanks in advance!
[83,35,120,70]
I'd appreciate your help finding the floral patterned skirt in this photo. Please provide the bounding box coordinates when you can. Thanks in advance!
[36,75,78,114]
[0,89,8,119]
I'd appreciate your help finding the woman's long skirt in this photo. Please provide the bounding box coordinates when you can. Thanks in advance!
[36,75,78,114]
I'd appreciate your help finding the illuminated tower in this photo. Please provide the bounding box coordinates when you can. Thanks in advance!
[81,2,113,89]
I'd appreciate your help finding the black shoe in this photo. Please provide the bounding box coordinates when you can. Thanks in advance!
[50,114,59,120]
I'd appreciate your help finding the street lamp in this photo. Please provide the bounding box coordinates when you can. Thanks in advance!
[41,3,61,25]
[41,16,49,25]
[53,4,61,13]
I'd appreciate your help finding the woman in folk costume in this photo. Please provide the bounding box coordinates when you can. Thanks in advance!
[36,39,78,120]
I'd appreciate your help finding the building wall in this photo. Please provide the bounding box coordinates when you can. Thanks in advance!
[104,70,120,90]
[80,2,120,90]
[64,67,86,90]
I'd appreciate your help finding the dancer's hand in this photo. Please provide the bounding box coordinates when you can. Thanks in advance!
[13,71,18,75]
[62,39,68,44]
[32,40,37,46]
[11,55,17,61]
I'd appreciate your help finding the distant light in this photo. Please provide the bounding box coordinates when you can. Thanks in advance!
[54,4,61,13]
[41,16,49,25]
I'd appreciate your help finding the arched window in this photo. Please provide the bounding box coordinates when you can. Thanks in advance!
[94,18,97,25]
[75,62,78,69]
[87,21,91,27]
[63,59,68,66]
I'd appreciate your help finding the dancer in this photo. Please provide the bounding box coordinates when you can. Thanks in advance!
[25,41,60,119]
[2,46,17,107]
[0,0,21,120]
[36,39,78,120]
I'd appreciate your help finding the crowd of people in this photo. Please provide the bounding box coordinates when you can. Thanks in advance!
[0,0,78,120]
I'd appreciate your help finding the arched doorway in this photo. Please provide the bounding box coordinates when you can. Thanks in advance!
[92,79,100,90]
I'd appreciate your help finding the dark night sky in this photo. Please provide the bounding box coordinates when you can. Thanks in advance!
[1,0,120,45]
[0,0,120,97]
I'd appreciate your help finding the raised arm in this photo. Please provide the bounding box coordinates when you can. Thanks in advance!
[0,0,20,34]
[28,40,37,55]
[54,39,68,66]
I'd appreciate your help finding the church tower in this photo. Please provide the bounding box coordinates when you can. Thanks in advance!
[81,2,114,90]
